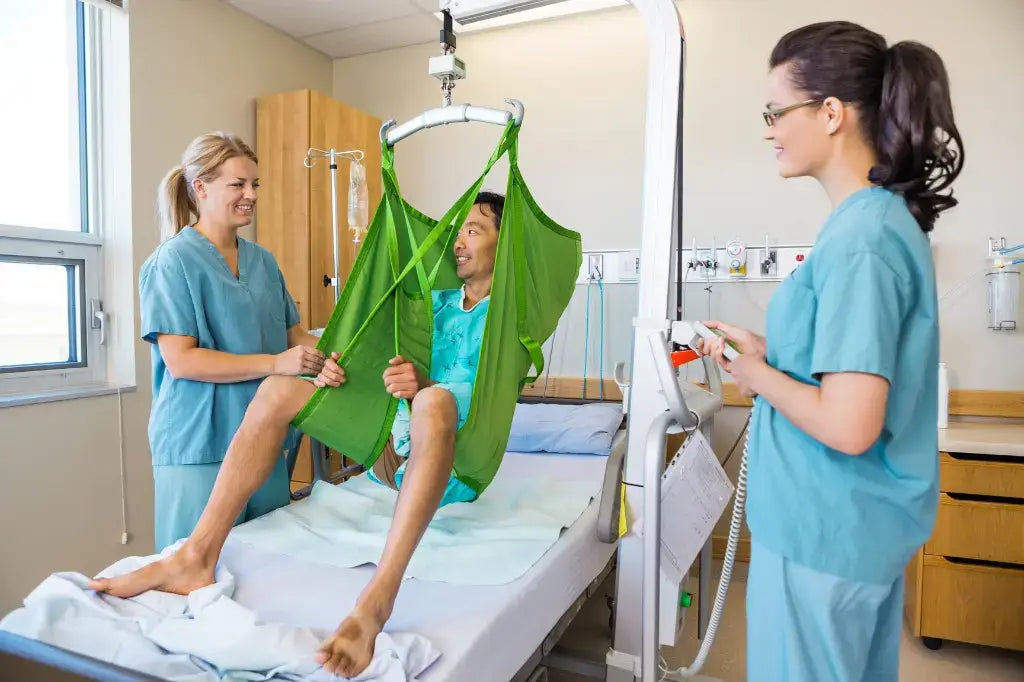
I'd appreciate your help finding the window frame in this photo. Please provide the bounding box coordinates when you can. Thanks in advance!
[0,236,104,387]
[0,254,88,375]
[0,0,112,399]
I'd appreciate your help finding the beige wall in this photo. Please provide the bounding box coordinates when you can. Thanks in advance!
[333,0,1024,391]
[0,0,332,613]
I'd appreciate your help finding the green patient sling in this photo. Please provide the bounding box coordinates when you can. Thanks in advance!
[291,121,581,495]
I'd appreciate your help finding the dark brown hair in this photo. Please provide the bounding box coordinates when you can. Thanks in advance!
[770,21,964,232]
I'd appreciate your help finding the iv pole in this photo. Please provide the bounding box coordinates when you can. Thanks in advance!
[296,146,369,499]
[304,147,367,304]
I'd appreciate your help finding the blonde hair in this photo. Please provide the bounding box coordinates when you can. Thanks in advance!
[157,132,258,239]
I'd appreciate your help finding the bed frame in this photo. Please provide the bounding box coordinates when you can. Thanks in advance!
[0,630,164,682]
[0,433,674,682]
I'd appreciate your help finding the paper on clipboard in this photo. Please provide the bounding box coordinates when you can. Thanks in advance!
[659,429,734,584]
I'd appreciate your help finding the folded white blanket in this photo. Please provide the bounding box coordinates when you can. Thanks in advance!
[230,474,597,586]
[0,547,439,681]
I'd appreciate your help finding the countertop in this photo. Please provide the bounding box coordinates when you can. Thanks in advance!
[939,421,1024,458]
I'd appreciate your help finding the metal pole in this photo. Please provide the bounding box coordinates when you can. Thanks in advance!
[699,522,712,639]
[329,149,341,304]
[610,3,684,678]
[643,410,675,682]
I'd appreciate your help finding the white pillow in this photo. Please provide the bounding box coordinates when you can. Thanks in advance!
[507,402,624,455]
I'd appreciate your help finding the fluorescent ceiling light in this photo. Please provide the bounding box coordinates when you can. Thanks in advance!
[436,0,626,34]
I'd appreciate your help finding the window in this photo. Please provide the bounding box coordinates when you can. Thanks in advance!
[0,0,124,399]
[0,1,87,233]
[0,258,86,372]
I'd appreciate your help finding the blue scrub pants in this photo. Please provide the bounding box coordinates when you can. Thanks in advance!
[746,540,903,682]
[152,456,291,552]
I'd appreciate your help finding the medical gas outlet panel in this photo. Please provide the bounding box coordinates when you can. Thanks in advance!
[577,237,813,284]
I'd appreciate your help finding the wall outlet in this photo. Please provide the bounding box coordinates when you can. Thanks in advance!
[619,250,640,281]
[588,253,604,280]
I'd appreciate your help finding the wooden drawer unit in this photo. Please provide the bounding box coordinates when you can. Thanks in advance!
[920,555,1024,651]
[939,452,1024,498]
[905,441,1024,652]
[925,493,1024,564]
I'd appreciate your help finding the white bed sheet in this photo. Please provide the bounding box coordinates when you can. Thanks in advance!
[219,441,621,682]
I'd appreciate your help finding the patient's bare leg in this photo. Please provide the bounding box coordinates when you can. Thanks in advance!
[89,376,315,598]
[316,386,457,677]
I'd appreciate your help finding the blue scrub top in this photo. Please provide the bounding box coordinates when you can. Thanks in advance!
[139,226,300,466]
[748,186,940,584]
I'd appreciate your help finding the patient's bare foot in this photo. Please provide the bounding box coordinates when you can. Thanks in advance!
[316,597,391,678]
[87,544,215,599]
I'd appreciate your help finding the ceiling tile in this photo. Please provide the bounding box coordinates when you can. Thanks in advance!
[304,13,441,59]
[224,0,420,39]
[409,0,444,11]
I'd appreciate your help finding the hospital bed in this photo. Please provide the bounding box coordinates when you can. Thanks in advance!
[0,428,630,682]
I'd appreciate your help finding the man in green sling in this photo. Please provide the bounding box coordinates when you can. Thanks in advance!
[90,193,507,678]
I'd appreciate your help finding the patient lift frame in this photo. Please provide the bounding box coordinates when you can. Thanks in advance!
[390,3,722,681]
[296,0,705,677]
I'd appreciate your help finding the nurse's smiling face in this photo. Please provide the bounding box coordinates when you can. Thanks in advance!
[191,155,259,231]
[762,63,830,179]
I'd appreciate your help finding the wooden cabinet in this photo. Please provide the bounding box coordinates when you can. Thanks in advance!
[255,89,382,485]
[905,437,1024,652]
[918,555,1024,651]
[255,89,382,330]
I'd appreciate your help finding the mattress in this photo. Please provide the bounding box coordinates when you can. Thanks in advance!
[219,441,621,682]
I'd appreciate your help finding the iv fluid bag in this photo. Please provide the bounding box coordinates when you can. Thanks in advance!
[348,160,368,236]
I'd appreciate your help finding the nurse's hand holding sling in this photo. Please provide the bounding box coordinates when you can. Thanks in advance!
[156,334,325,383]
[273,344,325,376]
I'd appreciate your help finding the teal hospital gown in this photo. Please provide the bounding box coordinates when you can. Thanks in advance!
[367,287,488,506]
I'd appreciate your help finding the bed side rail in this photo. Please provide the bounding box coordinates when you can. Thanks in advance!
[596,434,627,543]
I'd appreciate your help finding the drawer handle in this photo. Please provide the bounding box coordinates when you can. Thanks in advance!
[944,555,1024,571]
[946,452,1023,465]
[945,491,1024,506]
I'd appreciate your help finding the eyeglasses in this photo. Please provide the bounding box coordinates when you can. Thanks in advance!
[763,99,821,127]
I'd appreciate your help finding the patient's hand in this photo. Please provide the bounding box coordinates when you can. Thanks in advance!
[314,353,346,388]
[383,355,428,400]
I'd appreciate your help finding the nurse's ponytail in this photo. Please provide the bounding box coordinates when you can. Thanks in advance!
[157,165,194,240]
[156,132,258,240]
[872,42,963,232]
[770,22,964,233]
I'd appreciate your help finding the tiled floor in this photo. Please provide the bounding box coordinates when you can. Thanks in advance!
[548,563,1024,681]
